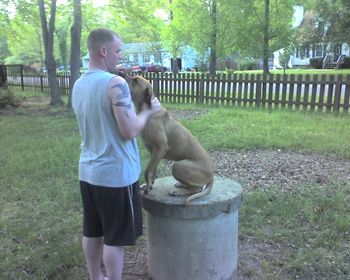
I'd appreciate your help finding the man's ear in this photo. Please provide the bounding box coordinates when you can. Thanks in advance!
[99,46,107,57]
[144,87,151,107]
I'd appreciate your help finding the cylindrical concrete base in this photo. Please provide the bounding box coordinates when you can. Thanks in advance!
[142,176,242,280]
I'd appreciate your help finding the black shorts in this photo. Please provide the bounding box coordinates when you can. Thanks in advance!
[80,181,143,246]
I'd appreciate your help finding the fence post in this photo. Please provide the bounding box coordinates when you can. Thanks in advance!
[344,74,350,113]
[267,74,274,111]
[310,74,318,112]
[295,75,303,111]
[288,74,295,110]
[40,75,44,92]
[281,74,288,109]
[255,74,261,108]
[262,73,267,109]
[153,72,160,98]
[0,64,7,87]
[20,64,24,91]
[326,75,335,113]
[303,74,310,111]
[333,75,342,113]
[199,73,205,104]
[318,75,326,112]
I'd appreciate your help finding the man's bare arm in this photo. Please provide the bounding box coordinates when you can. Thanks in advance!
[108,76,152,140]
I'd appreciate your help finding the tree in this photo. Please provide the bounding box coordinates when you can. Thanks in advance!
[208,0,217,75]
[278,47,293,74]
[166,0,295,73]
[68,0,82,109]
[2,1,44,66]
[108,0,167,43]
[262,0,270,75]
[56,4,71,69]
[314,0,350,45]
[38,0,63,106]
[165,0,220,72]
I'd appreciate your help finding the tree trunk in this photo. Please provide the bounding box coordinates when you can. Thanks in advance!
[263,0,270,76]
[209,0,217,76]
[68,0,82,109]
[38,0,63,106]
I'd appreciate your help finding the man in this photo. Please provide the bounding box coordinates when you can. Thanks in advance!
[72,28,161,280]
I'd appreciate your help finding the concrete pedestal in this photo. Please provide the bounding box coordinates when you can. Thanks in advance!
[142,176,242,280]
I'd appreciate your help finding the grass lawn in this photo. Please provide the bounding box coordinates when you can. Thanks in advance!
[0,90,349,279]
[234,69,350,76]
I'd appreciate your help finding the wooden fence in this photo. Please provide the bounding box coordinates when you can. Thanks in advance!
[4,64,350,113]
[145,72,350,113]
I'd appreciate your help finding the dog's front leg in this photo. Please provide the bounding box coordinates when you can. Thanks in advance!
[144,143,168,193]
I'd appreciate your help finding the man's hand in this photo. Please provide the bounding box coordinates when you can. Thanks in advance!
[141,96,162,115]
[150,96,162,114]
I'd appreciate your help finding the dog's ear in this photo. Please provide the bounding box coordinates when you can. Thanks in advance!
[144,87,151,107]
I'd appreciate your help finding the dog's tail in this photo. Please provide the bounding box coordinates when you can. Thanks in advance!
[185,179,214,205]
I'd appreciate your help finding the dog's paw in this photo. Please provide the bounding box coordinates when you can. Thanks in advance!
[140,183,150,194]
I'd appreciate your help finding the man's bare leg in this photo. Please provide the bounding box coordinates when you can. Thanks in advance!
[103,245,124,280]
[82,236,105,280]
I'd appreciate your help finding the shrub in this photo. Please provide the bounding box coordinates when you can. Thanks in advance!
[341,56,350,69]
[0,86,20,108]
[226,69,236,75]
[237,58,257,71]
[309,57,323,69]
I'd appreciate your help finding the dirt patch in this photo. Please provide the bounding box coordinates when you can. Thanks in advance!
[0,96,69,117]
[211,149,350,192]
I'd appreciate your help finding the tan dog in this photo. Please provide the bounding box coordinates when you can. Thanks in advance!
[120,73,214,205]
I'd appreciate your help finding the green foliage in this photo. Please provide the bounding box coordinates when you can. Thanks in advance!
[0,36,11,63]
[0,86,19,108]
[341,56,350,69]
[309,57,323,69]
[314,0,350,45]
[1,0,349,72]
[278,48,293,72]
[237,57,258,70]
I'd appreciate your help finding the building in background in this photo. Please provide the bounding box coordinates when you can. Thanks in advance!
[273,5,350,69]
[82,42,199,71]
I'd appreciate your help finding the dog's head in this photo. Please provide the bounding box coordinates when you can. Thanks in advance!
[118,72,153,112]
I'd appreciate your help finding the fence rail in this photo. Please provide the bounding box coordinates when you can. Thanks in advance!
[4,64,350,113]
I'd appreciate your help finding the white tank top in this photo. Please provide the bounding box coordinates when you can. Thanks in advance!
[72,69,141,187]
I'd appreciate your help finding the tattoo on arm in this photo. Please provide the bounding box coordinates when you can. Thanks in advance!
[111,82,130,100]
[112,81,132,117]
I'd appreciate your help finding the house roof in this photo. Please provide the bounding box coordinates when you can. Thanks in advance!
[300,11,318,28]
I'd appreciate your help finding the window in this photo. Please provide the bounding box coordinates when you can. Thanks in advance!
[143,53,150,63]
[155,52,162,63]
[315,44,323,57]
[299,45,309,58]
